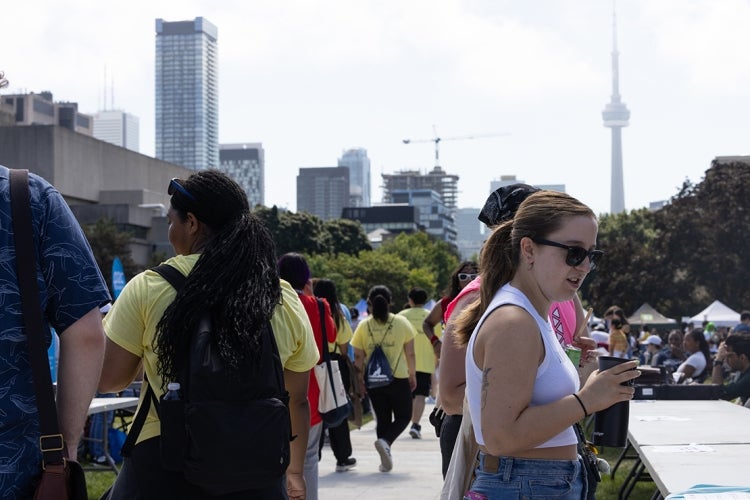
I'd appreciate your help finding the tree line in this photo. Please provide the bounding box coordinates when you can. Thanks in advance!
[83,159,750,319]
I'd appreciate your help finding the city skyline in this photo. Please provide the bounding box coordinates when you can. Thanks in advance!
[3,0,749,215]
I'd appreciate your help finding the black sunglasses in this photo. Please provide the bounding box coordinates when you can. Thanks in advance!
[458,273,478,281]
[168,178,197,202]
[531,237,603,269]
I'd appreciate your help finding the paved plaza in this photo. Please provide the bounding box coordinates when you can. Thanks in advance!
[318,402,444,499]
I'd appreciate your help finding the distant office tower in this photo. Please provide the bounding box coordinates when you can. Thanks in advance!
[93,110,139,152]
[155,17,218,171]
[297,167,350,221]
[337,148,371,207]
[381,166,459,209]
[454,207,484,260]
[601,9,630,214]
[390,189,457,245]
[219,143,264,208]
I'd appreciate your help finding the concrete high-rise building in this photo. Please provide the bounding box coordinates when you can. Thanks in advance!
[219,143,264,208]
[601,9,630,214]
[0,92,93,135]
[155,17,218,171]
[382,166,459,209]
[337,148,371,207]
[297,167,350,221]
[93,110,139,152]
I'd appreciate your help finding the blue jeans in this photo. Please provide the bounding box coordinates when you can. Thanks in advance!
[465,453,586,499]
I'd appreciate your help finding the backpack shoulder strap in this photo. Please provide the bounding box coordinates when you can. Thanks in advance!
[120,378,159,457]
[121,264,185,456]
[151,264,187,291]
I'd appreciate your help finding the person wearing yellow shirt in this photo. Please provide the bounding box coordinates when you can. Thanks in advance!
[98,171,318,500]
[398,288,437,440]
[352,285,416,473]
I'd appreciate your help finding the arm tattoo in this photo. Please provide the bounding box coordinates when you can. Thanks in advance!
[481,367,492,410]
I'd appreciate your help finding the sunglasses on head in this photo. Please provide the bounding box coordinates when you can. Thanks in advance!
[531,237,603,270]
[458,273,478,281]
[168,178,197,202]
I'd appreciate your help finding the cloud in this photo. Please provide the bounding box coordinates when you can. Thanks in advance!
[643,0,750,93]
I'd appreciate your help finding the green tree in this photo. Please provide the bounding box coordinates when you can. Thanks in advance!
[322,219,371,255]
[308,251,412,309]
[583,208,662,315]
[377,232,460,298]
[82,218,141,293]
[652,160,750,317]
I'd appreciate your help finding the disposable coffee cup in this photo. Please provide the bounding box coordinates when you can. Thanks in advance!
[592,356,631,448]
[565,346,581,367]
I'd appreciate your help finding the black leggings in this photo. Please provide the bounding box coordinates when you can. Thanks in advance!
[103,437,283,500]
[439,413,463,478]
[367,378,412,445]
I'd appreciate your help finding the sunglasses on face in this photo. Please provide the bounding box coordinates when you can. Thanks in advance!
[458,273,478,281]
[168,178,197,202]
[531,237,603,270]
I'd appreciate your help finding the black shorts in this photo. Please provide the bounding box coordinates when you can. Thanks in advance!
[412,371,432,397]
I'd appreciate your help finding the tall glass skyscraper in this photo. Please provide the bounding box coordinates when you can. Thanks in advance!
[155,17,218,171]
[337,148,371,207]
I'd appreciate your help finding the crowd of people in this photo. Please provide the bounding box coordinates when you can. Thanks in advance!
[2,127,749,498]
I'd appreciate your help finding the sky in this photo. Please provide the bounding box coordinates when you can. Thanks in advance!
[3,0,750,216]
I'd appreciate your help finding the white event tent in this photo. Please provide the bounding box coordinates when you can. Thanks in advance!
[689,300,741,328]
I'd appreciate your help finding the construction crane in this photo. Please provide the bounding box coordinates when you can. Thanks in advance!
[402,128,510,168]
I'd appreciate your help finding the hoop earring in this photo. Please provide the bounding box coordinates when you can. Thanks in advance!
[527,261,534,271]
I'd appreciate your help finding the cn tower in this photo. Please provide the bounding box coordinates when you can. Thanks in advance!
[602,7,630,214]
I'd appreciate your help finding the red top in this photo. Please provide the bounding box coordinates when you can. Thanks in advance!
[298,294,337,426]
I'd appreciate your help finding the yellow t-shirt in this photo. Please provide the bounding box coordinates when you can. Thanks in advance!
[351,313,415,379]
[327,316,353,354]
[104,254,318,444]
[397,307,436,374]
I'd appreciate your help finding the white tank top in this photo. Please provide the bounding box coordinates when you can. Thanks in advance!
[465,284,579,448]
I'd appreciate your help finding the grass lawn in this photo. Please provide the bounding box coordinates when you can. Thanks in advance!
[592,445,659,500]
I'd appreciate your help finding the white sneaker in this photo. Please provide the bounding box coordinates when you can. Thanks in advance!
[374,438,393,472]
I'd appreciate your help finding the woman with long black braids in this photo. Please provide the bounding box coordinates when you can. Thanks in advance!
[99,170,318,499]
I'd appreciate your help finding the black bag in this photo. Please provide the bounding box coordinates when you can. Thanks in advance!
[122,264,292,495]
[574,422,601,499]
[429,405,446,438]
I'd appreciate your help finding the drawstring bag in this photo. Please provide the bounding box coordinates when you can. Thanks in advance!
[365,318,397,389]
[365,345,394,389]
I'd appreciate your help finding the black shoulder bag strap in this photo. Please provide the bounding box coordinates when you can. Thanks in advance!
[9,169,66,468]
[120,264,184,456]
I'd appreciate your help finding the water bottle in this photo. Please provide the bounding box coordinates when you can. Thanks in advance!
[164,382,181,401]
[593,356,631,448]
[160,381,185,471]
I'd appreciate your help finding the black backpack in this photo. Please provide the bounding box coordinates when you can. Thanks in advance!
[122,264,292,495]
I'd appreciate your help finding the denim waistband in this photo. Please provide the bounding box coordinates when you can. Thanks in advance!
[478,452,580,479]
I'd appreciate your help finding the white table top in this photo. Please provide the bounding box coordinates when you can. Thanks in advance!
[88,397,139,415]
[637,443,750,495]
[628,400,750,446]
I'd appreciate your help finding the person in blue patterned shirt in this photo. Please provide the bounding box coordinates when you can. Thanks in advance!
[0,160,110,498]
